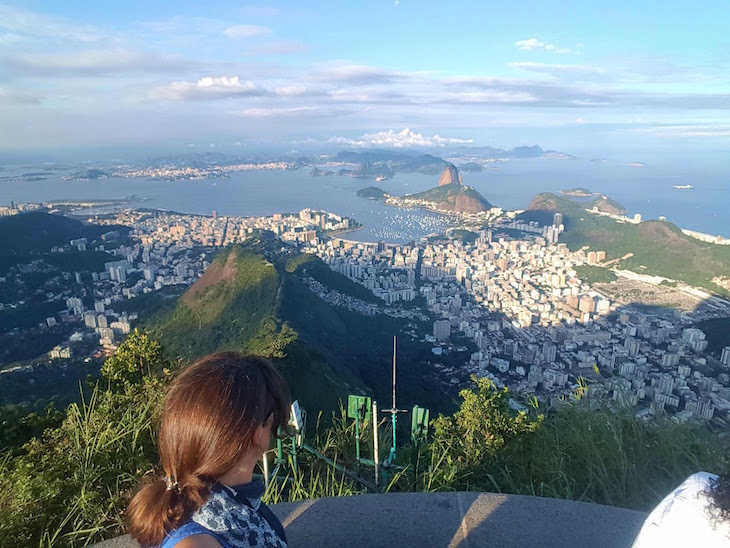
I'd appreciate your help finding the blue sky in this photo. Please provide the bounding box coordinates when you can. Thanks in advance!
[1,1,729,156]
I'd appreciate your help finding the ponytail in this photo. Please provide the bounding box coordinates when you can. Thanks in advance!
[127,474,211,547]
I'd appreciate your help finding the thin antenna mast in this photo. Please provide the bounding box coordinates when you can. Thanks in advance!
[385,335,405,465]
[392,335,397,414]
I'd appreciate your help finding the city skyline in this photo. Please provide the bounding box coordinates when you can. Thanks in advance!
[1,1,729,157]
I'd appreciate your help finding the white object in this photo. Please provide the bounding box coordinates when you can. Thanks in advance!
[289,401,302,432]
[633,472,730,547]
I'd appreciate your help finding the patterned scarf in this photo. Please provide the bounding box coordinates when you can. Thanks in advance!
[192,482,287,548]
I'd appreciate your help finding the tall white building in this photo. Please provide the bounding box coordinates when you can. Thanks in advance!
[658,373,675,395]
[721,346,730,367]
[433,320,451,341]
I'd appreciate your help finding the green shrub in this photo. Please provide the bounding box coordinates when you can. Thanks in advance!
[0,333,170,547]
[1,335,728,546]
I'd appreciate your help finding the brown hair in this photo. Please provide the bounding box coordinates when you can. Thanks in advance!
[126,352,291,547]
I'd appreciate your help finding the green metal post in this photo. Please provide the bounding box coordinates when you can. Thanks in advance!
[276,437,284,464]
[291,435,298,473]
[389,412,397,463]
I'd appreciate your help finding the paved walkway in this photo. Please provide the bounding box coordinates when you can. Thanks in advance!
[96,492,647,547]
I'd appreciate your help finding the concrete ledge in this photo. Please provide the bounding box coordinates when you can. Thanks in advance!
[95,492,647,547]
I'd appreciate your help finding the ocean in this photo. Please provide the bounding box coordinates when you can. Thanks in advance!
[0,158,728,243]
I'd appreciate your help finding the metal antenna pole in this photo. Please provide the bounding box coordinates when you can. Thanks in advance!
[382,335,406,467]
[372,400,379,488]
[388,336,398,464]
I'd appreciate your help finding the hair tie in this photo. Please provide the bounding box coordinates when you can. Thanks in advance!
[165,476,181,493]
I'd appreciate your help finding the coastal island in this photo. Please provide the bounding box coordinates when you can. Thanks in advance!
[561,187,596,197]
[459,162,485,172]
[356,187,390,200]
[309,167,335,177]
[69,168,108,180]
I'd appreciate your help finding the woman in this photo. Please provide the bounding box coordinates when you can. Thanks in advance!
[127,352,291,548]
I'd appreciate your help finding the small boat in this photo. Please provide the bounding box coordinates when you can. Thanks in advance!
[672,185,693,190]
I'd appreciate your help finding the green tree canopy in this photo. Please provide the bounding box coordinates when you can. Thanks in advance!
[100,330,172,390]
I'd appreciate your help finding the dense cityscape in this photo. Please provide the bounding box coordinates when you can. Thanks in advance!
[4,197,729,430]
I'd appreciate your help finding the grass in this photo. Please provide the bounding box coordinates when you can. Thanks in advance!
[1,368,727,547]
[0,382,162,547]
[493,404,727,510]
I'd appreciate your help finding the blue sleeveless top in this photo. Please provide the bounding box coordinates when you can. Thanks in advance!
[161,521,233,548]
[159,480,286,548]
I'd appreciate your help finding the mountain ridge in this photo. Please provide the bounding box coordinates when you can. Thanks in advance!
[144,234,445,411]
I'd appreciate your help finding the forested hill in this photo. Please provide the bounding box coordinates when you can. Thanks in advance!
[520,192,730,295]
[408,184,493,213]
[143,234,445,412]
[0,212,112,254]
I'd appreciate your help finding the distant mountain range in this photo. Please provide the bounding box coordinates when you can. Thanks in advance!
[67,144,573,175]
[450,144,574,160]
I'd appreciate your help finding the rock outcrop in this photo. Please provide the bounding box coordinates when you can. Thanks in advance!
[438,164,462,186]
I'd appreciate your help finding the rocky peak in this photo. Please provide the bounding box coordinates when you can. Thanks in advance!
[438,163,462,186]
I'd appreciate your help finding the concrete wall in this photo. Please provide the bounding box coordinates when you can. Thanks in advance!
[95,492,647,547]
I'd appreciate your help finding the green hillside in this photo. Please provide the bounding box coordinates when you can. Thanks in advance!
[588,195,627,215]
[522,192,730,294]
[408,183,492,213]
[145,235,447,412]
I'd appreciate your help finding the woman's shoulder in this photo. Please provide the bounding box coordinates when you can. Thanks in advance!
[173,534,223,548]
[160,521,228,548]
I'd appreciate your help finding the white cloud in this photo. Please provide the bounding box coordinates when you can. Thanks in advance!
[515,38,570,54]
[273,84,308,96]
[0,87,42,104]
[446,90,536,104]
[232,106,322,118]
[329,128,473,149]
[246,40,306,55]
[575,117,586,124]
[0,5,108,43]
[150,76,263,101]
[310,64,402,84]
[3,48,196,76]
[223,24,271,39]
[509,62,604,74]
[618,124,730,137]
[150,77,312,101]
